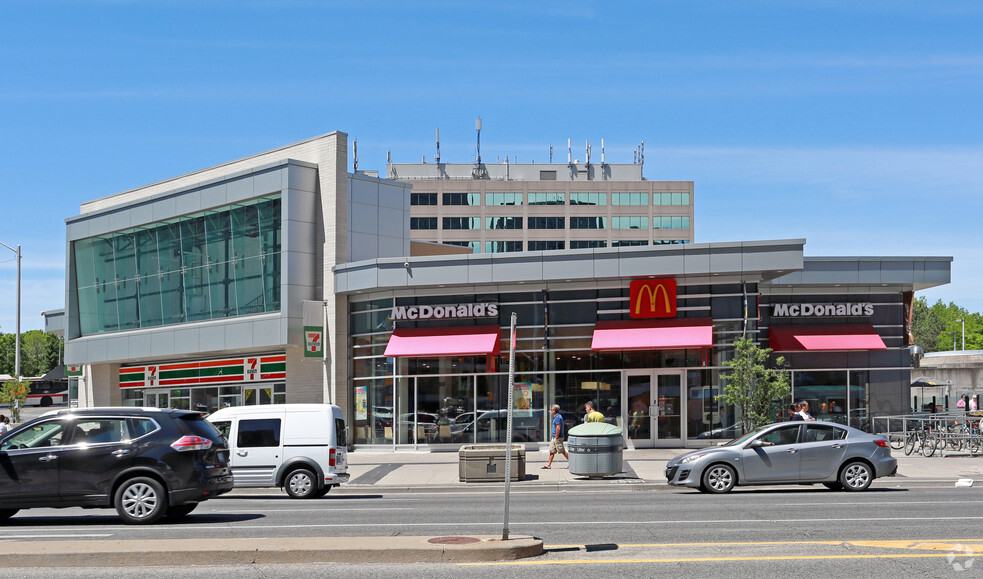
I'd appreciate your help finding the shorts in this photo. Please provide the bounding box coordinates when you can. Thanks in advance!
[549,437,565,454]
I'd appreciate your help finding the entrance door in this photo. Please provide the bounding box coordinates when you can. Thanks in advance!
[145,390,169,408]
[243,386,272,406]
[626,370,684,448]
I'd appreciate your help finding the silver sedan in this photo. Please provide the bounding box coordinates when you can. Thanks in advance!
[665,421,897,493]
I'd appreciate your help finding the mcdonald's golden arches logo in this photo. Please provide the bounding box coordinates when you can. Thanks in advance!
[629,279,677,319]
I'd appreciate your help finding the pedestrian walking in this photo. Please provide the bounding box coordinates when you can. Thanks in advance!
[543,404,568,469]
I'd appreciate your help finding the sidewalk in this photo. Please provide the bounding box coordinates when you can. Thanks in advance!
[335,446,983,493]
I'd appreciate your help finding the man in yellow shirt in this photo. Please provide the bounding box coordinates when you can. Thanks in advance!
[585,401,605,423]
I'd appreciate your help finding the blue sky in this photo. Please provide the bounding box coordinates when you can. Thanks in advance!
[1,0,981,332]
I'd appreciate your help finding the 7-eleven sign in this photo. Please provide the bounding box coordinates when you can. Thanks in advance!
[304,326,323,358]
[246,358,259,380]
[146,365,158,388]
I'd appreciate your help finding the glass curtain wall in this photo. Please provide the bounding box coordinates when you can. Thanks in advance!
[73,195,281,335]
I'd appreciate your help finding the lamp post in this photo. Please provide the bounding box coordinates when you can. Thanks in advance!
[0,241,20,378]
[956,318,965,351]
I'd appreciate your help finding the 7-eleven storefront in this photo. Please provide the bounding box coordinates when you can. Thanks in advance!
[118,354,287,412]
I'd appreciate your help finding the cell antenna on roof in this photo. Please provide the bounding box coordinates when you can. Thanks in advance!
[549,145,553,163]
[435,127,441,164]
[586,139,591,164]
[601,138,606,164]
[353,139,358,171]
[567,138,572,164]
[639,140,645,167]
[472,118,488,179]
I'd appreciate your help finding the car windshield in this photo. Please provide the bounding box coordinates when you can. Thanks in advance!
[721,424,772,447]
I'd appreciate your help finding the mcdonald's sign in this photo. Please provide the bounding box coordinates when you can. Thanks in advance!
[629,279,677,319]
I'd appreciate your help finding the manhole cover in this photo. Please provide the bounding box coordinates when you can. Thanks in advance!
[428,536,481,545]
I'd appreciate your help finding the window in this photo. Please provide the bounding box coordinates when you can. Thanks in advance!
[654,192,690,206]
[72,419,127,444]
[129,418,159,438]
[211,420,231,440]
[73,195,281,336]
[410,193,437,206]
[485,193,523,206]
[570,193,606,206]
[612,240,649,247]
[570,217,605,229]
[442,217,481,230]
[757,425,800,446]
[485,241,523,253]
[237,418,281,447]
[443,241,480,252]
[1,420,66,450]
[442,193,480,206]
[528,217,565,229]
[570,240,606,249]
[612,216,648,229]
[653,239,689,245]
[527,193,565,205]
[410,217,438,230]
[611,192,648,205]
[486,217,523,230]
[528,240,565,251]
[654,216,690,230]
[804,424,847,443]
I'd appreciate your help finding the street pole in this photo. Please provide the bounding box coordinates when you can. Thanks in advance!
[957,318,965,351]
[0,241,20,378]
[503,311,516,541]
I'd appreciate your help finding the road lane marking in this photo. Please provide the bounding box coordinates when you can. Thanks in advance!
[461,553,972,566]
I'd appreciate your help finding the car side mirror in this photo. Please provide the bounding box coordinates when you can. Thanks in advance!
[748,439,764,448]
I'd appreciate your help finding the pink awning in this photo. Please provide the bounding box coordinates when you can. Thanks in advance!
[384,326,502,357]
[769,324,886,351]
[590,318,713,351]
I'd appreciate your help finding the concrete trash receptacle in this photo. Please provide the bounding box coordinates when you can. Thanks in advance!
[567,422,624,477]
[458,445,526,482]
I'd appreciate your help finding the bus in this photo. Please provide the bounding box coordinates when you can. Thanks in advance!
[21,377,69,407]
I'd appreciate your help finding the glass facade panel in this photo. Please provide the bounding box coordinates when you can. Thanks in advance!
[527,193,565,205]
[528,240,565,251]
[486,216,522,230]
[72,196,281,335]
[528,217,564,229]
[410,217,438,230]
[612,216,648,229]
[442,193,480,206]
[485,241,523,253]
[570,240,606,249]
[570,217,605,229]
[612,192,648,205]
[654,216,691,229]
[442,217,481,230]
[410,193,437,205]
[485,193,522,206]
[569,192,606,206]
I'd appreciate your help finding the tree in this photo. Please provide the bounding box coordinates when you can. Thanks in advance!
[0,330,62,377]
[0,380,27,423]
[716,337,791,432]
[911,297,982,352]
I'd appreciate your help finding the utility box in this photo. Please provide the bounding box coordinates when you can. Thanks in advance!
[458,445,526,482]
[567,423,624,478]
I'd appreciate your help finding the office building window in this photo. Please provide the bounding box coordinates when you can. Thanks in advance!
[612,216,648,229]
[570,240,607,249]
[442,217,481,230]
[527,193,565,205]
[611,192,648,205]
[528,217,565,229]
[653,239,690,245]
[654,192,690,206]
[442,193,480,206]
[410,193,437,206]
[570,192,606,206]
[613,240,649,247]
[486,217,523,230]
[410,217,438,230]
[528,240,565,251]
[654,216,691,229]
[485,193,523,206]
[485,241,523,253]
[73,195,281,336]
[570,217,605,229]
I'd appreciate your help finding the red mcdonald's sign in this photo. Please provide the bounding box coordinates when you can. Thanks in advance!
[629,279,677,319]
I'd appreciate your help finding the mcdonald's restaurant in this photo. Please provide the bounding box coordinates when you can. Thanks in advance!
[338,239,951,448]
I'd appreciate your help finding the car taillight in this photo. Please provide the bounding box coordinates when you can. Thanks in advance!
[329,447,336,467]
[171,435,213,452]
[874,439,888,448]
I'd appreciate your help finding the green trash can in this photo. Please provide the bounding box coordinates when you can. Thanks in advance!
[567,422,624,477]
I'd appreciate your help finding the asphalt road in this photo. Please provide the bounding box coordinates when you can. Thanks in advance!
[2,485,982,576]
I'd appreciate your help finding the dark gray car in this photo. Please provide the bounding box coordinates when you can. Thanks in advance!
[665,421,897,493]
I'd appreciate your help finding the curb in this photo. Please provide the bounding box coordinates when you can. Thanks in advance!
[0,535,544,567]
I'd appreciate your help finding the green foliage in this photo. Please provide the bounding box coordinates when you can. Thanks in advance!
[911,297,982,352]
[0,381,28,423]
[716,337,791,432]
[0,330,62,377]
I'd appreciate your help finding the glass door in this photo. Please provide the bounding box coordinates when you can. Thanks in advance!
[625,370,684,448]
[145,389,169,409]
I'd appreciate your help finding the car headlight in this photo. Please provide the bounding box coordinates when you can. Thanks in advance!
[678,453,707,464]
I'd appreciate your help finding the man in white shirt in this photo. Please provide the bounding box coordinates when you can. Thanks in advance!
[797,401,816,421]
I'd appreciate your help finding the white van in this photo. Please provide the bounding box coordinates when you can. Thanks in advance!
[207,404,349,498]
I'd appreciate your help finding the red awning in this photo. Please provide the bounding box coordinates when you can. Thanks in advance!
[590,318,713,351]
[769,324,887,351]
[384,326,502,357]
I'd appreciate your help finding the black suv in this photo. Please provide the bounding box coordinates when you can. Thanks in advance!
[0,407,233,524]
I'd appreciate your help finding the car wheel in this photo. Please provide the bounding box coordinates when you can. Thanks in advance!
[115,477,168,524]
[285,468,318,499]
[166,503,199,519]
[839,461,873,492]
[701,464,736,494]
[0,509,18,522]
[822,482,843,491]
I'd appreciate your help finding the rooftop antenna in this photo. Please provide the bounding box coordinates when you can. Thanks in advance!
[435,127,441,164]
[639,140,645,168]
[472,118,488,179]
[601,138,606,164]
[549,145,553,163]
[387,150,391,163]
[567,138,572,164]
[586,139,591,164]
[476,118,482,165]
[353,139,358,171]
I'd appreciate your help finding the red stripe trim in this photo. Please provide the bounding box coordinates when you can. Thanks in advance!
[260,372,286,380]
[199,375,243,383]
[261,355,286,363]
[159,362,201,371]
[119,367,145,374]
